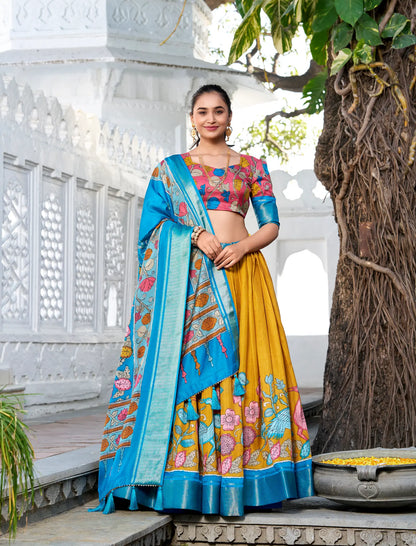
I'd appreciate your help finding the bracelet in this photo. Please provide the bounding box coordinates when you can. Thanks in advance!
[191,225,205,245]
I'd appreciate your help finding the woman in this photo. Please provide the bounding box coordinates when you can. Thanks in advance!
[94,84,313,517]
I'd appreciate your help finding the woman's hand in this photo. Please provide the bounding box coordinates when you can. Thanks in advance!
[214,242,247,270]
[196,231,222,261]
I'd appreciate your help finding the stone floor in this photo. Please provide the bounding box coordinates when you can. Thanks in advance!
[25,405,106,460]
[4,388,416,545]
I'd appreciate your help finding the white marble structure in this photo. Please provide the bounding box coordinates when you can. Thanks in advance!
[0,0,337,416]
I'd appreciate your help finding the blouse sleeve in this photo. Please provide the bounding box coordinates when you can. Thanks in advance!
[250,157,280,228]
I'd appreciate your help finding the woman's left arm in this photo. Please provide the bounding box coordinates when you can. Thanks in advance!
[214,223,279,269]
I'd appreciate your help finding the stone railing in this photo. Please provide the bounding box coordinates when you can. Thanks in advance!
[0,75,167,415]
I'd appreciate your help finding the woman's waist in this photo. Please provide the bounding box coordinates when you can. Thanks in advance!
[207,210,249,243]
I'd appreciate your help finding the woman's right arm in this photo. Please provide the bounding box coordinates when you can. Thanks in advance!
[195,230,223,261]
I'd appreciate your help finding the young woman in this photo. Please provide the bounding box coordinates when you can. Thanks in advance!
[94,84,313,517]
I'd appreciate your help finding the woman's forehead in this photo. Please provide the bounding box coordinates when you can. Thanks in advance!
[193,92,228,110]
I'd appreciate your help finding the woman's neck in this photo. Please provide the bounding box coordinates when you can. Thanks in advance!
[195,140,229,156]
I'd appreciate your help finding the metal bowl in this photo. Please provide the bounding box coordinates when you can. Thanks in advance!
[313,448,416,508]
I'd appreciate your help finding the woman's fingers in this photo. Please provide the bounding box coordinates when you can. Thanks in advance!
[197,231,222,260]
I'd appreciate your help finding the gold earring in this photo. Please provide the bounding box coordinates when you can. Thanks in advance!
[225,125,233,141]
[191,125,198,141]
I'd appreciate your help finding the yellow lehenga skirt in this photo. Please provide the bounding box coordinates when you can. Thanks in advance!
[149,250,313,515]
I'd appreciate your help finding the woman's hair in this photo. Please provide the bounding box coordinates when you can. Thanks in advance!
[190,84,232,115]
[189,84,232,149]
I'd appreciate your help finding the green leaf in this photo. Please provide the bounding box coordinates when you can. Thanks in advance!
[332,22,354,52]
[355,13,382,46]
[264,0,299,54]
[310,30,329,65]
[302,0,320,35]
[330,48,352,75]
[334,0,363,26]
[363,0,383,9]
[392,33,416,49]
[381,13,408,39]
[352,40,374,64]
[234,0,251,17]
[312,0,338,33]
[303,69,327,114]
[228,3,262,64]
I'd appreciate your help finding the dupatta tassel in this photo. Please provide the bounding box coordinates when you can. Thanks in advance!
[103,493,116,514]
[233,374,246,396]
[88,499,105,512]
[187,399,199,420]
[211,387,221,410]
[129,487,139,511]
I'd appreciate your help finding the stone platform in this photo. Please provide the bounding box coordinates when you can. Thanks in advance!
[173,498,416,546]
[3,496,416,545]
[3,390,416,545]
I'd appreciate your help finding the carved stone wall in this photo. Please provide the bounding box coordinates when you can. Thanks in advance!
[173,511,416,546]
[0,0,211,60]
[0,74,168,416]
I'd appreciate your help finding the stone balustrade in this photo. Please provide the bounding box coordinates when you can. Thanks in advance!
[0,74,168,415]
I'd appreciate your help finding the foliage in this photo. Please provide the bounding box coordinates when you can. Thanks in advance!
[0,391,35,537]
[234,114,309,161]
[228,0,416,110]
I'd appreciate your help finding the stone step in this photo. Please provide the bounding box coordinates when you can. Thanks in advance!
[172,497,416,546]
[1,445,99,532]
[0,499,173,545]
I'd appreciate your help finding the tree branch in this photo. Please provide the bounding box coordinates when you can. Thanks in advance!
[246,44,259,74]
[378,0,398,34]
[265,108,309,121]
[250,60,323,93]
[204,0,231,8]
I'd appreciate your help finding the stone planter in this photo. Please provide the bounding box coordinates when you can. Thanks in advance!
[313,448,416,508]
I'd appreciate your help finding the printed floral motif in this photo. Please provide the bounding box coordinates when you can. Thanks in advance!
[233,395,242,406]
[221,408,240,431]
[221,456,233,474]
[242,426,257,447]
[113,366,132,398]
[271,442,281,460]
[179,202,188,217]
[114,378,131,391]
[221,434,236,455]
[139,276,155,292]
[245,401,260,423]
[117,408,128,421]
[175,451,187,467]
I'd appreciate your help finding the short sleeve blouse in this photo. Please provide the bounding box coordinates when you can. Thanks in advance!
[182,153,280,227]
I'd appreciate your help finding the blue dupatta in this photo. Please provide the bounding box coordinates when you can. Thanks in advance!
[94,155,239,510]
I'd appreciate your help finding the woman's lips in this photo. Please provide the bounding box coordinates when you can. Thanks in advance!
[204,126,219,131]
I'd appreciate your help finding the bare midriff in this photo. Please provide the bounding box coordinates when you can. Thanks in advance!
[208,209,249,244]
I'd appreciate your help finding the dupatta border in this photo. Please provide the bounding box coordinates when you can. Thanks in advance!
[164,154,239,358]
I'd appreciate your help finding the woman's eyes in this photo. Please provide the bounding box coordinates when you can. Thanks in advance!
[198,110,225,115]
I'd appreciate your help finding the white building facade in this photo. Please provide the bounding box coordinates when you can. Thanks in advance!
[0,0,338,416]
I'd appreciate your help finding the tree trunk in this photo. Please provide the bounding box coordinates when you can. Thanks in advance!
[313,0,416,453]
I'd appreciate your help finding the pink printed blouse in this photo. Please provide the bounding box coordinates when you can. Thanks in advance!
[182,153,278,226]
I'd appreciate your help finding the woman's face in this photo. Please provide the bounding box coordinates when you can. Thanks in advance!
[190,92,231,143]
